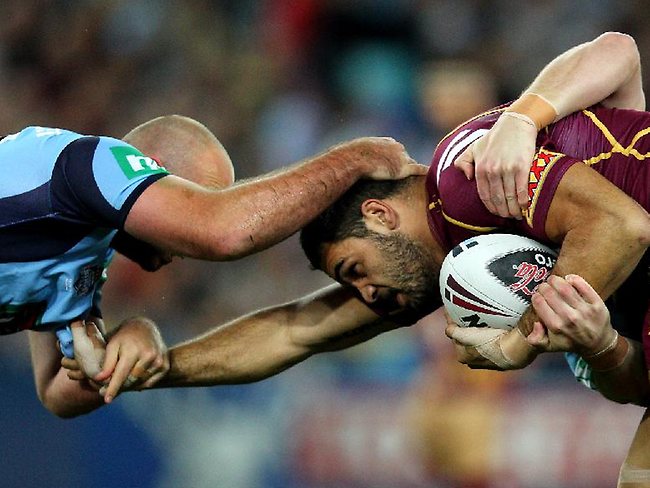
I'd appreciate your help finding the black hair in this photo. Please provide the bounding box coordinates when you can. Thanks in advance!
[299,176,417,270]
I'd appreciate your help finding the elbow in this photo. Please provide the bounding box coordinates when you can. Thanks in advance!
[632,212,650,250]
[37,386,97,419]
[613,208,650,254]
[204,231,255,261]
[597,31,641,71]
[596,31,638,54]
[39,395,81,419]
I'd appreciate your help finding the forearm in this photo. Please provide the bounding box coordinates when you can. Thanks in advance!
[510,32,643,130]
[127,137,420,260]
[155,286,387,387]
[159,308,312,386]
[589,337,650,406]
[38,369,105,418]
[546,164,650,303]
[215,152,369,258]
[216,138,423,258]
[29,330,104,418]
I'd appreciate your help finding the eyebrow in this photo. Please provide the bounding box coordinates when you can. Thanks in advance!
[333,259,344,283]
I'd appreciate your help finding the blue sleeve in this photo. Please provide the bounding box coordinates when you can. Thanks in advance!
[51,136,169,229]
[565,352,597,391]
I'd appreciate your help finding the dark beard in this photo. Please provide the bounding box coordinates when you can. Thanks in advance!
[369,232,441,318]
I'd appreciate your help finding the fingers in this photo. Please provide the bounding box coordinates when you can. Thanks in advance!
[502,174,522,220]
[531,289,558,328]
[453,146,475,180]
[446,325,506,347]
[487,172,509,218]
[475,165,497,215]
[531,274,612,354]
[533,275,584,331]
[445,323,457,338]
[102,356,167,402]
[565,274,600,304]
[91,317,169,402]
[101,352,137,403]
[402,163,429,177]
[95,342,119,382]
[515,168,530,212]
[63,357,86,381]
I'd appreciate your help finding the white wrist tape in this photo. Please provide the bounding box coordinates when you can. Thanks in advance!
[448,327,513,369]
[475,336,515,370]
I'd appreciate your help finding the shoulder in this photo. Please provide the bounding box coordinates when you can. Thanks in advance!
[430,106,504,182]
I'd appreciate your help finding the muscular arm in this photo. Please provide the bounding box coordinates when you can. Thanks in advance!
[513,163,650,339]
[590,339,650,406]
[525,31,644,115]
[155,284,401,387]
[449,164,650,370]
[511,164,650,360]
[125,138,423,260]
[543,164,650,307]
[455,31,645,218]
[28,330,104,418]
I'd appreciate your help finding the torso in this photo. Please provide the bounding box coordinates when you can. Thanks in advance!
[427,104,650,341]
[0,127,167,333]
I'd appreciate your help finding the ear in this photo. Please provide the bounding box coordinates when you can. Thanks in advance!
[361,199,399,232]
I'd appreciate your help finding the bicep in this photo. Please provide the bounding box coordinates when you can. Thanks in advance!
[601,71,645,111]
[124,175,222,258]
[545,163,650,297]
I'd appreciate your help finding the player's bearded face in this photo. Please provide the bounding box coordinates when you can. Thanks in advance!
[368,232,440,316]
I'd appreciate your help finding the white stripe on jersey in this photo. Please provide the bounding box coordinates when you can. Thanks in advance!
[436,128,489,185]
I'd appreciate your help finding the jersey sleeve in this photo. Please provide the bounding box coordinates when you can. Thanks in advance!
[50,136,169,229]
[514,148,580,242]
[436,146,581,246]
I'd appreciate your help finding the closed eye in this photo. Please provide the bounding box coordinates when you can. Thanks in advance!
[334,260,364,284]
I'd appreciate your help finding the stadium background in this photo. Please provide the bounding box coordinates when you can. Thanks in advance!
[0,1,648,487]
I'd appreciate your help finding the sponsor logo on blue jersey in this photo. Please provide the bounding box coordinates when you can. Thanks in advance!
[110,146,168,179]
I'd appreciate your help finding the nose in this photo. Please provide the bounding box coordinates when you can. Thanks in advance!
[357,283,378,304]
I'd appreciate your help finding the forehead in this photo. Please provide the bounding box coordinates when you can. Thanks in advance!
[321,237,379,277]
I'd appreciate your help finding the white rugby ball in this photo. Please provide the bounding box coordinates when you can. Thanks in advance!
[439,234,558,329]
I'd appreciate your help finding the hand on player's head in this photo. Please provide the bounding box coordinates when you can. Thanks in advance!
[332,137,428,181]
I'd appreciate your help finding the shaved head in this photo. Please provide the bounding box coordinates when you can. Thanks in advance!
[123,115,235,189]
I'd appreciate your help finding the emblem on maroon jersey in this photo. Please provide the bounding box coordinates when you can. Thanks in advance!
[527,148,563,201]
[524,148,563,225]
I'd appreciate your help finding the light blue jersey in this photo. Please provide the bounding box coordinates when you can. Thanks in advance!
[0,126,168,347]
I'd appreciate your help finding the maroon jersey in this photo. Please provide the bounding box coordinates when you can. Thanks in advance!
[427,104,650,251]
[427,104,650,348]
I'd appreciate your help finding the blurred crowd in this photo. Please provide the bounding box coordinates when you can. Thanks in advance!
[2,1,650,487]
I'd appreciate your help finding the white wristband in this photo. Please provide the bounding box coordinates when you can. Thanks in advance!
[501,111,537,130]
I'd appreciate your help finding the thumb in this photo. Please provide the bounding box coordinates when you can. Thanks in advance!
[409,163,429,176]
[453,146,475,180]
[526,322,547,347]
